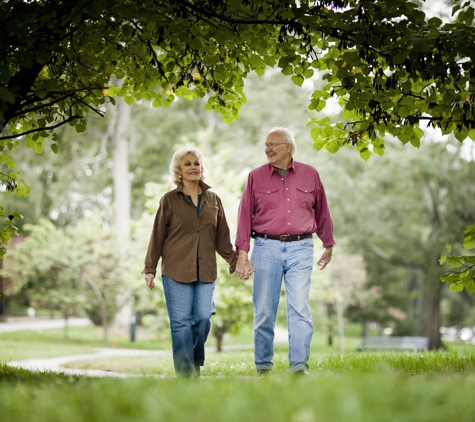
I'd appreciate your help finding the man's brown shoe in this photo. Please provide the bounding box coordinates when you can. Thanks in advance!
[257,369,272,377]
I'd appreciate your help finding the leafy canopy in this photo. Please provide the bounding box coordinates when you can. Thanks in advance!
[2,0,475,257]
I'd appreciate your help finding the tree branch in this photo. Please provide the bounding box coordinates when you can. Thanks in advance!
[368,243,419,269]
[0,116,82,141]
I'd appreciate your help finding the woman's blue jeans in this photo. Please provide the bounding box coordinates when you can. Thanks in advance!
[250,236,314,373]
[162,275,216,377]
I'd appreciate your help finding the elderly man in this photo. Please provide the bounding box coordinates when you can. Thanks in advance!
[235,127,335,376]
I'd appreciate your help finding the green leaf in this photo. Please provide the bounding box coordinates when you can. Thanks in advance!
[50,143,59,154]
[359,148,371,161]
[393,50,409,65]
[303,69,314,79]
[249,54,265,68]
[281,65,293,76]
[465,279,475,295]
[446,244,452,253]
[124,96,134,106]
[463,225,475,250]
[450,283,464,292]
[409,137,420,148]
[188,38,202,51]
[326,141,341,154]
[439,254,446,265]
[428,17,443,27]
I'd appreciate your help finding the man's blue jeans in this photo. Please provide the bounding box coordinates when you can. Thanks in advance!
[162,275,216,377]
[250,236,314,373]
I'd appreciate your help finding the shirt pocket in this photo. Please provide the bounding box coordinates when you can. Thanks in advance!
[296,186,315,209]
[257,187,279,210]
[201,204,219,226]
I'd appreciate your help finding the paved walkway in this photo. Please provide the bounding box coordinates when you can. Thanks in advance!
[7,347,170,378]
[0,317,91,333]
[1,317,287,377]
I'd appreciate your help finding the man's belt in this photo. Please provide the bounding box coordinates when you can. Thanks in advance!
[252,232,313,242]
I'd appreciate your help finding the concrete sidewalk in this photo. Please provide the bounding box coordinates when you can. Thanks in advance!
[6,344,256,378]
[7,347,171,378]
[0,317,91,333]
[2,317,288,377]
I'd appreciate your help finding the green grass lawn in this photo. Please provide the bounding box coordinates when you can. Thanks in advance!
[0,324,172,361]
[1,355,475,422]
[2,324,475,422]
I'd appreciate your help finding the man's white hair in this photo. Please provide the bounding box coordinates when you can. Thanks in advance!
[268,127,297,156]
[169,146,206,185]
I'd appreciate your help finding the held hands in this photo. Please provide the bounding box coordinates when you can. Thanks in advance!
[317,246,333,270]
[236,251,254,280]
[144,273,155,289]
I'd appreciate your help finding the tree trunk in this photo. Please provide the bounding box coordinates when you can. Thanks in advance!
[0,259,4,322]
[108,96,131,248]
[326,302,334,346]
[336,301,345,354]
[418,290,443,350]
[417,254,444,350]
[214,330,225,352]
[362,320,369,337]
[106,83,133,329]
[62,308,70,340]
[85,274,109,344]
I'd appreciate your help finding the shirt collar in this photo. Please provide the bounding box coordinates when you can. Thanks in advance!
[176,180,211,194]
[268,158,295,175]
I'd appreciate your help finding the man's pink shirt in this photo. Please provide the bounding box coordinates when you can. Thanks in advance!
[235,160,336,252]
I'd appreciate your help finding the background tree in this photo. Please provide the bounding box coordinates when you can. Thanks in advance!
[1,221,86,338]
[328,137,475,349]
[1,216,125,342]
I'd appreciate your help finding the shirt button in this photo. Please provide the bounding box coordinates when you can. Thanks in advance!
[288,210,290,213]
[287,199,290,201]
[288,223,291,225]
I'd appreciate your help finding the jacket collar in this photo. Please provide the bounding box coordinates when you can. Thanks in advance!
[176,180,211,194]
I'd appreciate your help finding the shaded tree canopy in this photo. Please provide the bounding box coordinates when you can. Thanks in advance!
[2,0,475,257]
[3,1,475,153]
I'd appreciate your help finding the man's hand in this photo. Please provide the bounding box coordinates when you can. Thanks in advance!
[317,246,333,270]
[236,250,254,280]
[145,273,155,289]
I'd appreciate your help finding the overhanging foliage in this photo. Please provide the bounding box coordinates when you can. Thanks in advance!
[2,0,475,258]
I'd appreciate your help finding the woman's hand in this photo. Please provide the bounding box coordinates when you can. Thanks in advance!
[236,250,254,280]
[145,273,155,289]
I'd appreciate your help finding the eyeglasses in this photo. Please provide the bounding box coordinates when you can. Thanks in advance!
[263,142,288,149]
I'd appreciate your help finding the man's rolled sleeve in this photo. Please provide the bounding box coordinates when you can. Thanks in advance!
[314,177,335,248]
[235,176,254,253]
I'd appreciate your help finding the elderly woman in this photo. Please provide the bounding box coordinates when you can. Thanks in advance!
[143,146,237,377]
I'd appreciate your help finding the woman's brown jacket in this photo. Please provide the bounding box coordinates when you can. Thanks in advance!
[142,181,237,282]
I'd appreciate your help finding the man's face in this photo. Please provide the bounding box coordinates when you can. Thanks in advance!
[264,132,291,169]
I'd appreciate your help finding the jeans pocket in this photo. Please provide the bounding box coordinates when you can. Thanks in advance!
[299,237,314,247]
[254,237,266,247]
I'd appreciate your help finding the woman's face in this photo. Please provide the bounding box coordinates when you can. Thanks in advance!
[179,153,202,183]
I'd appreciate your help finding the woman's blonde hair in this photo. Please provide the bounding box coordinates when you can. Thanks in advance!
[169,146,206,185]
